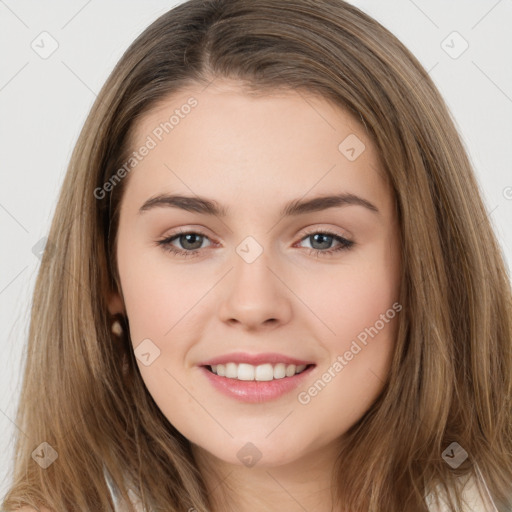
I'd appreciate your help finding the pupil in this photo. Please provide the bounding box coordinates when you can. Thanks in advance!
[182,234,202,250]
[312,233,332,250]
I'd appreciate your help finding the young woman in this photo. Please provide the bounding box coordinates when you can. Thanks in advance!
[3,0,511,511]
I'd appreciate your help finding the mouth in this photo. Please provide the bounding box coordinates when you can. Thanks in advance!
[197,351,316,402]
[200,363,316,404]
[200,362,316,403]
[204,362,315,381]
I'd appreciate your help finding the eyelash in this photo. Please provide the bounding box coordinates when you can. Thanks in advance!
[156,227,355,259]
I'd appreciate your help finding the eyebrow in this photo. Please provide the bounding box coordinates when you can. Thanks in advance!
[138,192,380,217]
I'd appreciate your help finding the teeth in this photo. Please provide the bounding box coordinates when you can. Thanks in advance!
[273,363,286,379]
[225,362,238,378]
[210,362,308,381]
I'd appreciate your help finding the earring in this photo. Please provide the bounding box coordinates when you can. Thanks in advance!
[111,313,128,340]
[110,313,130,378]
[111,316,124,337]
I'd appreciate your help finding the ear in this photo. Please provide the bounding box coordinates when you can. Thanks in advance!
[107,290,125,316]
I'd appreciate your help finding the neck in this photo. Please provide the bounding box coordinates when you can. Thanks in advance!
[191,437,345,512]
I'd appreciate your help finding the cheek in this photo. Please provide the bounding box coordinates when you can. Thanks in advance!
[300,250,399,347]
[117,239,201,338]
[293,262,400,432]
[119,273,174,342]
[294,243,400,407]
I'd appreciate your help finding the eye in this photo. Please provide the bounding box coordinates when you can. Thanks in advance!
[296,228,355,257]
[156,228,211,258]
[156,227,355,258]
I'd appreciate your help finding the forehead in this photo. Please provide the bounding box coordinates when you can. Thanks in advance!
[122,80,392,218]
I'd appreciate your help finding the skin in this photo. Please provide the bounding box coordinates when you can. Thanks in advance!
[108,78,401,512]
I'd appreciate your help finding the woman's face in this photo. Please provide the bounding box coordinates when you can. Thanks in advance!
[109,79,401,469]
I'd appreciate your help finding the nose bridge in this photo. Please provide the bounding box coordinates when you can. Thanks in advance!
[231,235,279,302]
[234,237,273,290]
[217,235,292,328]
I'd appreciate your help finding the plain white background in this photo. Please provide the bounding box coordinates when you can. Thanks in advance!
[1,0,511,499]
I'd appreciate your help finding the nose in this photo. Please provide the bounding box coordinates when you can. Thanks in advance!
[217,248,293,331]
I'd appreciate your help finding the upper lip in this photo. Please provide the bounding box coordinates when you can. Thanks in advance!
[199,352,315,367]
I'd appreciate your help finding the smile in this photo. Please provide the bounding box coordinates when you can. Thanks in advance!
[208,362,309,381]
[200,364,316,403]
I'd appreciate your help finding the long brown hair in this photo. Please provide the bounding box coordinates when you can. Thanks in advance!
[3,0,511,510]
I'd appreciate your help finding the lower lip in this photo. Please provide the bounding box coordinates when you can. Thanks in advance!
[199,365,315,403]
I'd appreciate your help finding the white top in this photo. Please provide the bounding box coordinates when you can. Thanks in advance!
[104,466,497,512]
[104,467,145,512]
[424,471,498,512]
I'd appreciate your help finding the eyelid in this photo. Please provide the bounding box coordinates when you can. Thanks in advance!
[159,224,351,246]
[299,224,352,240]
[162,226,216,248]
[159,225,215,241]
